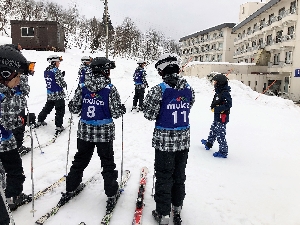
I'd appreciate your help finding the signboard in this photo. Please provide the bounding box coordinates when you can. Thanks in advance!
[295,69,300,77]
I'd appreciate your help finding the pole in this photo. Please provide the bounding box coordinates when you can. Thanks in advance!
[255,80,277,100]
[105,0,108,58]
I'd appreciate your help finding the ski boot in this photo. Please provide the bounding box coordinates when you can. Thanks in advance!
[35,121,47,128]
[7,193,32,211]
[18,146,31,156]
[201,139,212,150]
[106,192,119,214]
[213,151,227,158]
[172,206,182,225]
[131,106,137,112]
[59,183,85,206]
[152,210,170,225]
[55,126,65,136]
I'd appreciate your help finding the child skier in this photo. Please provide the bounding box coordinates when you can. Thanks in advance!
[201,73,232,158]
[60,57,126,214]
[0,45,33,212]
[132,59,148,112]
[78,56,92,85]
[143,53,195,225]
[36,55,67,135]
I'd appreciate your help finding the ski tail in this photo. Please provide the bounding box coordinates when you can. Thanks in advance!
[35,174,98,225]
[132,167,148,225]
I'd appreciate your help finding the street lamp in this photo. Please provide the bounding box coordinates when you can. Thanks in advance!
[100,0,109,58]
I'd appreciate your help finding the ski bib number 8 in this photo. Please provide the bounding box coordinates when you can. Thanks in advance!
[87,106,96,118]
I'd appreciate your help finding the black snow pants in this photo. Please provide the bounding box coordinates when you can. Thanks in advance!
[66,139,118,197]
[133,88,145,108]
[154,148,189,216]
[0,149,25,198]
[0,161,10,225]
[38,99,65,127]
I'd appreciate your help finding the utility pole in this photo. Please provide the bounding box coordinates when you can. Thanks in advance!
[105,0,108,58]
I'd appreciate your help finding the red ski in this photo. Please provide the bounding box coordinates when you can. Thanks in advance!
[132,167,148,225]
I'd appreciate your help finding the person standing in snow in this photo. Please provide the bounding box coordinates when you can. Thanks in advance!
[60,57,126,214]
[0,45,33,214]
[36,55,67,135]
[143,53,195,225]
[78,56,92,86]
[132,59,148,112]
[201,73,232,158]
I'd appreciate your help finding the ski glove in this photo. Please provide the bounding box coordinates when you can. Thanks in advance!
[62,71,65,77]
[120,104,126,114]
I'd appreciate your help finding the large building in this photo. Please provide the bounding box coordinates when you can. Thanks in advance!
[181,0,300,102]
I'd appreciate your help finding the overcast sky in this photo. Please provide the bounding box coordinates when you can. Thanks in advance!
[50,0,266,41]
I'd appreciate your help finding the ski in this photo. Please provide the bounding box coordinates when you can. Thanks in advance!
[33,124,70,150]
[78,223,86,225]
[101,170,131,225]
[10,176,66,211]
[132,167,148,225]
[35,174,98,225]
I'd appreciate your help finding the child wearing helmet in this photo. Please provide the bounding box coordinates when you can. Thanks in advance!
[61,57,125,214]
[143,53,195,225]
[0,45,33,218]
[78,56,92,85]
[201,73,232,158]
[132,59,148,112]
[36,55,67,135]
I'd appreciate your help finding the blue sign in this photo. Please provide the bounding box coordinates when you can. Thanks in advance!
[295,69,300,77]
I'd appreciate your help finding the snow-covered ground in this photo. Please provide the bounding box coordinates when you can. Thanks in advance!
[4,47,300,225]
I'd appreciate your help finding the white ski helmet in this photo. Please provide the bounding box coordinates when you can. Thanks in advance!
[81,56,92,63]
[47,55,63,63]
[155,53,180,72]
[137,59,146,65]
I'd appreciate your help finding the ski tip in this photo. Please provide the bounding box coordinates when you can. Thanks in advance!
[41,151,45,154]
[141,166,149,173]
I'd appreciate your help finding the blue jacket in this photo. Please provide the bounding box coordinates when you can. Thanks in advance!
[211,84,232,124]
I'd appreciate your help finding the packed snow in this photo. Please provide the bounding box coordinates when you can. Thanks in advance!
[4,47,300,225]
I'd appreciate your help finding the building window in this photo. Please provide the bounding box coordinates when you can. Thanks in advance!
[285,51,292,63]
[267,35,273,45]
[274,53,280,65]
[248,81,251,86]
[242,7,245,14]
[290,1,296,14]
[21,27,34,37]
[278,7,285,20]
[276,30,283,43]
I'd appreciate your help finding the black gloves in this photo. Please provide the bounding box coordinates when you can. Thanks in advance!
[120,104,126,114]
[62,71,65,77]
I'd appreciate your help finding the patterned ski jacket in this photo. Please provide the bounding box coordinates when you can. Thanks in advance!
[78,64,89,85]
[0,84,25,152]
[44,65,67,101]
[143,73,195,152]
[68,70,124,142]
[133,66,148,89]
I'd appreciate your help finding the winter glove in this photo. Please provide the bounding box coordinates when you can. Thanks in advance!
[64,84,68,90]
[62,71,65,77]
[27,113,36,126]
[211,108,214,112]
[19,116,25,125]
[68,100,74,110]
[120,104,126,114]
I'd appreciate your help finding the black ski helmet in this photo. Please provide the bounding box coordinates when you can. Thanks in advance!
[90,57,116,73]
[0,45,29,81]
[211,73,228,86]
[155,53,180,76]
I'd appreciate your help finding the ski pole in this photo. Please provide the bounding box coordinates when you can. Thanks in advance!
[120,113,124,183]
[25,106,36,216]
[255,80,277,100]
[24,103,44,154]
[66,74,81,101]
[65,114,73,176]
[179,56,193,73]
[123,90,134,104]
[151,162,155,198]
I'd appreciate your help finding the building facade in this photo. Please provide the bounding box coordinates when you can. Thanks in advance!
[11,20,65,51]
[180,0,300,102]
[179,23,236,64]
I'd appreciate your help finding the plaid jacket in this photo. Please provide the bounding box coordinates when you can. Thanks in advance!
[0,84,25,152]
[68,71,124,142]
[45,65,67,101]
[143,73,195,152]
